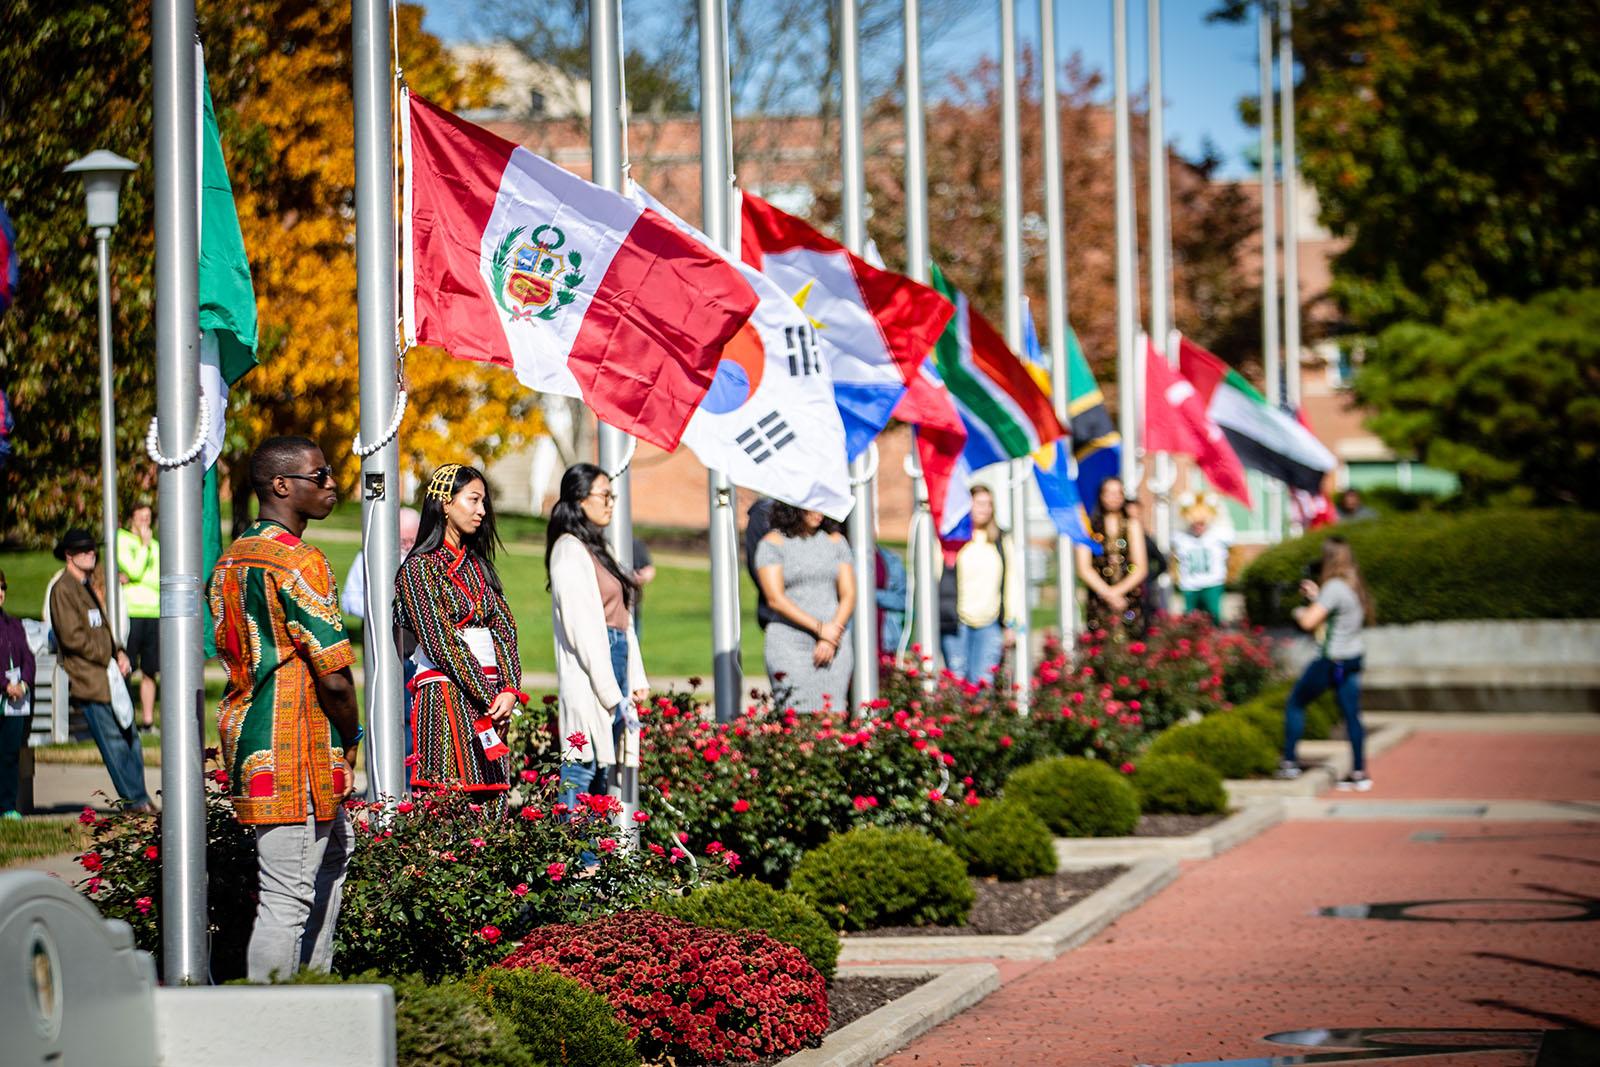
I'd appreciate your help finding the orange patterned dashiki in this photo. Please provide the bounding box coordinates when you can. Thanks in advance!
[210,519,356,825]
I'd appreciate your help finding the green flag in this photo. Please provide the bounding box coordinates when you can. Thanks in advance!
[198,44,258,656]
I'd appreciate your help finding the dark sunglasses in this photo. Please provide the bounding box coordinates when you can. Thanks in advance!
[281,465,337,488]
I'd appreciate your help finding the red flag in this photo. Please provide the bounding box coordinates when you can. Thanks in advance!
[892,360,967,538]
[1143,336,1251,505]
[402,93,757,451]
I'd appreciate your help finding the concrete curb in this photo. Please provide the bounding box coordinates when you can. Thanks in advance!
[836,856,1180,963]
[1224,722,1413,803]
[1053,803,1283,864]
[777,964,1000,1067]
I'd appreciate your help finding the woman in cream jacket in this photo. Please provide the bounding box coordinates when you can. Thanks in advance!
[546,463,648,803]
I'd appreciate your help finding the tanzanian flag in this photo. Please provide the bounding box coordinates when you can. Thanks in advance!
[1021,305,1098,551]
[1064,327,1120,509]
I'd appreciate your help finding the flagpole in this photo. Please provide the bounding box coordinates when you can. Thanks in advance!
[1279,0,1302,411]
[1039,0,1077,651]
[352,0,404,805]
[902,0,939,679]
[1258,1,1283,542]
[999,0,1031,712]
[1112,0,1141,493]
[153,0,207,984]
[699,0,743,723]
[840,0,880,710]
[1146,0,1177,588]
[592,0,635,577]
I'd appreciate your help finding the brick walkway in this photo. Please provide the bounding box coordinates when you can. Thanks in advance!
[881,727,1600,1067]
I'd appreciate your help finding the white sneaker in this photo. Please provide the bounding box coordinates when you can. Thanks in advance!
[1274,761,1303,780]
[1336,773,1373,792]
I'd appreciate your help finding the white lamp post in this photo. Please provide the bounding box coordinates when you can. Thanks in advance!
[64,150,139,638]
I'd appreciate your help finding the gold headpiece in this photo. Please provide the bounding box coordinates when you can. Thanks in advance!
[426,464,464,504]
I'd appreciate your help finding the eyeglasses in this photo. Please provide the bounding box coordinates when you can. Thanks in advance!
[587,490,618,504]
[282,465,337,488]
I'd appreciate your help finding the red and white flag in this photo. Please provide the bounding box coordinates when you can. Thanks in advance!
[1143,335,1251,505]
[402,93,758,451]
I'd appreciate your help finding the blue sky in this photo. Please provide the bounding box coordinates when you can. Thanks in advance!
[421,1,1263,178]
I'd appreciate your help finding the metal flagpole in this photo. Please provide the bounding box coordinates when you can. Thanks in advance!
[999,0,1031,712]
[902,0,939,679]
[700,0,743,723]
[1039,0,1077,651]
[1279,0,1302,410]
[1146,0,1176,583]
[840,0,879,710]
[353,0,404,802]
[1258,2,1283,541]
[1112,0,1140,492]
[592,0,635,575]
[95,229,122,636]
[153,0,207,984]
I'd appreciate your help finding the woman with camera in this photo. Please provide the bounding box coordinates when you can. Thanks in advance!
[1278,536,1376,789]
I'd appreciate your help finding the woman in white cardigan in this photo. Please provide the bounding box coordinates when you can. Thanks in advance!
[546,463,648,804]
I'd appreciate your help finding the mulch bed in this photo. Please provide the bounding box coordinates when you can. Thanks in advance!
[853,865,1126,938]
[1132,812,1229,837]
[748,975,928,1066]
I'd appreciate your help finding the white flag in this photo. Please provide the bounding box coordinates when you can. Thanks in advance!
[626,183,852,520]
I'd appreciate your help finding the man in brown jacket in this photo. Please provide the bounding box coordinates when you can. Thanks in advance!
[48,528,152,810]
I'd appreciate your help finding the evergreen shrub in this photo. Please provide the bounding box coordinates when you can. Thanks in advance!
[1003,757,1141,838]
[789,827,975,931]
[652,879,840,980]
[469,966,639,1067]
[1148,716,1278,779]
[940,797,1059,881]
[1131,755,1228,815]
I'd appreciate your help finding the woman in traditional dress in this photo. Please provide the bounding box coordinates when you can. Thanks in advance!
[394,464,521,808]
[754,502,855,712]
[1076,476,1149,640]
[546,464,648,805]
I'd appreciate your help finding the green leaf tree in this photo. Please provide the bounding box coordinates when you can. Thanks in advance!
[1354,289,1600,506]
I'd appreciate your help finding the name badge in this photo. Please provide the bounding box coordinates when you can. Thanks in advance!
[4,667,19,685]
[88,608,104,629]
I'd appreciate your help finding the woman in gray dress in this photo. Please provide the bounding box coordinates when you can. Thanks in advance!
[753,503,856,713]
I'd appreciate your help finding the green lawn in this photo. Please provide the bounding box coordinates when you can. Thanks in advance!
[0,817,88,868]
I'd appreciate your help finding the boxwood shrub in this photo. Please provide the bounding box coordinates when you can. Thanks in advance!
[469,966,639,1067]
[1131,754,1228,815]
[1003,756,1141,838]
[651,879,840,980]
[1239,508,1600,626]
[1228,681,1339,746]
[789,827,975,931]
[1148,715,1278,779]
[940,797,1059,881]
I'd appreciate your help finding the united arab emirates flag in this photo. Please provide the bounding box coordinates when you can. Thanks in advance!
[1177,336,1334,494]
[198,44,259,655]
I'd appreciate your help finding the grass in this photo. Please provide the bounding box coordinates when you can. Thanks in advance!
[0,817,88,868]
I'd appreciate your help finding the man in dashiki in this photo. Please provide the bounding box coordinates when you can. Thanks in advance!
[211,436,361,982]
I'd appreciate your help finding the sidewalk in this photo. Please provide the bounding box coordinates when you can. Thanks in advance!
[878,721,1600,1066]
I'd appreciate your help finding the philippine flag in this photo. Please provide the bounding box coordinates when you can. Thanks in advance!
[740,192,953,459]
[402,93,757,451]
[627,183,851,520]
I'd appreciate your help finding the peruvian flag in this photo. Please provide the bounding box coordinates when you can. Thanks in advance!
[402,93,758,451]
[1143,335,1252,505]
[740,192,954,460]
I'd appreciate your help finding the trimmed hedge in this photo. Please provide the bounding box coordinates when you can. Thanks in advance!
[469,967,637,1067]
[789,827,975,931]
[1004,757,1141,838]
[1228,681,1339,747]
[1132,755,1228,815]
[652,880,840,980]
[1239,508,1600,626]
[1148,716,1278,779]
[940,798,1059,881]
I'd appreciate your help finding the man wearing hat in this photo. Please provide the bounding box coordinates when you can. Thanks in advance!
[47,528,153,810]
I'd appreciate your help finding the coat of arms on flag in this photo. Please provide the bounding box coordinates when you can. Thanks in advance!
[492,224,584,322]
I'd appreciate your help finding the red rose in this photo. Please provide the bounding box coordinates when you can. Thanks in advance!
[547,862,566,882]
[79,852,103,873]
[479,925,502,943]
[964,793,981,807]
[396,801,415,814]
[633,811,651,823]
[566,731,589,753]
[598,838,618,853]
[135,896,153,915]
[731,799,749,813]
[999,735,1013,747]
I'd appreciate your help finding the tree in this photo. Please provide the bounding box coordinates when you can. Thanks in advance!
[1214,0,1600,334]
[1354,289,1600,507]
[0,1,543,548]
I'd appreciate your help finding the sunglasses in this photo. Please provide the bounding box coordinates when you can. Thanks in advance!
[281,465,337,488]
[587,490,618,504]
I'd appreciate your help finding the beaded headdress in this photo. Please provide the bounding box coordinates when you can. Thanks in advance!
[425,464,464,504]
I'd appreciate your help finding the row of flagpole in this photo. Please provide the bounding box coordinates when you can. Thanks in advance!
[147,0,1307,978]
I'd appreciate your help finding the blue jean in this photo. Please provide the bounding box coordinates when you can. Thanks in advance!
[941,621,1005,685]
[80,701,152,806]
[559,628,629,808]
[1284,656,1366,772]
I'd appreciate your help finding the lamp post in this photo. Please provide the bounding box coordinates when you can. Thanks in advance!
[65,150,139,639]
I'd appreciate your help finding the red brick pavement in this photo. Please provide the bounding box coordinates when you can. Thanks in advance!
[1322,731,1600,802]
[881,732,1600,1067]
